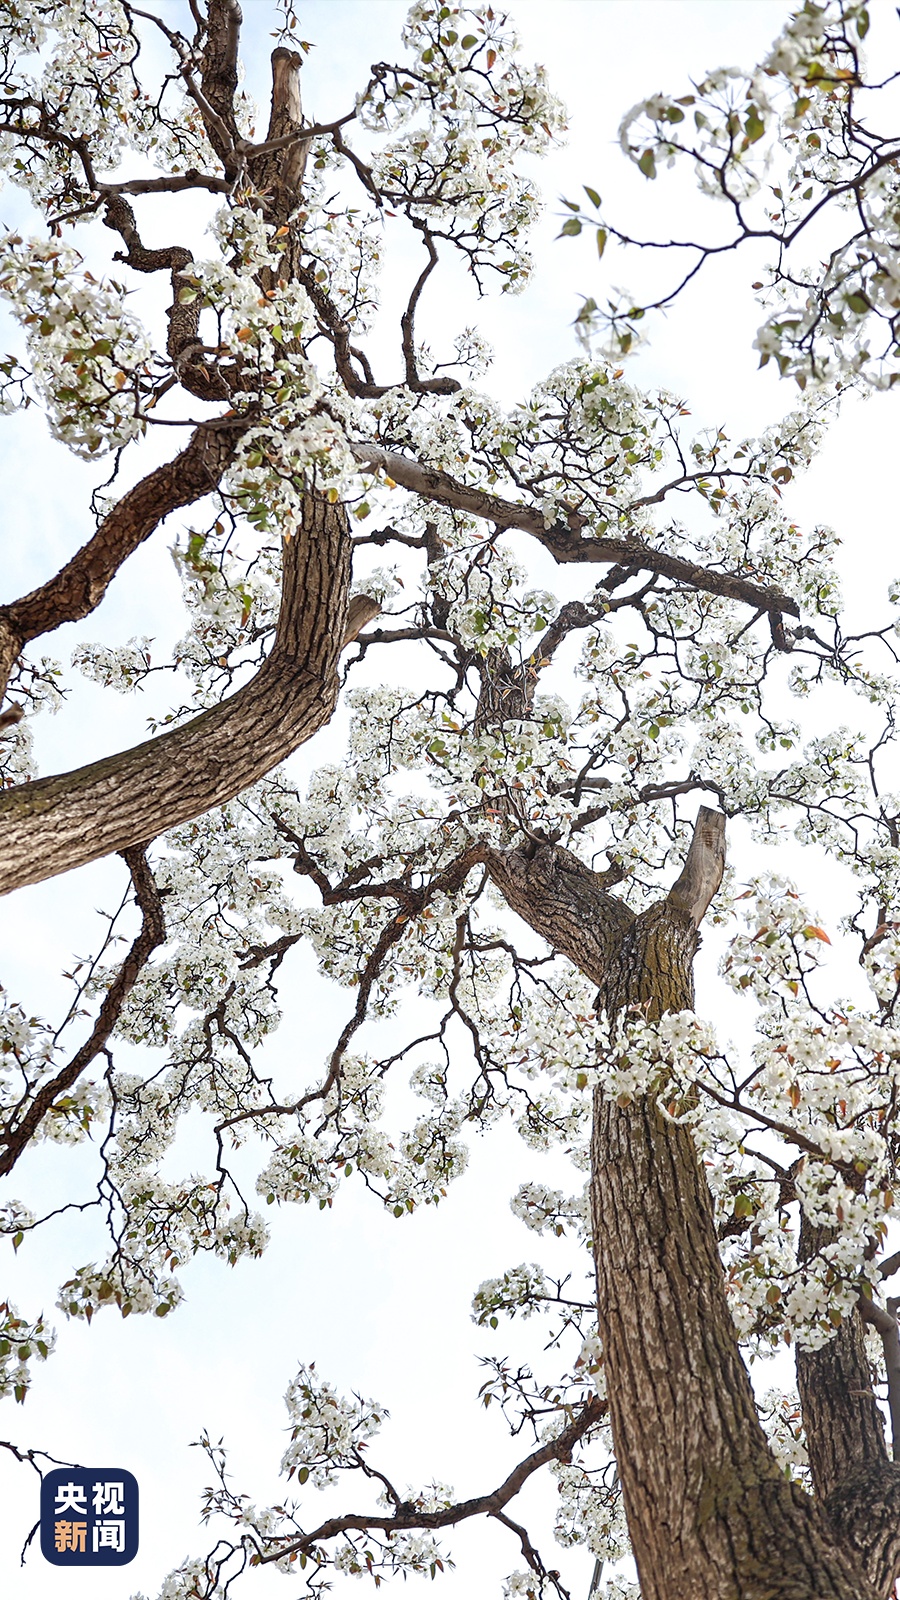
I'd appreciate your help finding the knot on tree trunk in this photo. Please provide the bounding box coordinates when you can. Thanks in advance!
[597,898,698,1021]
[485,806,725,1024]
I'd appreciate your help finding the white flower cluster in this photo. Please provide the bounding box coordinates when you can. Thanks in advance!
[610,2,900,386]
[757,1387,810,1483]
[0,1299,56,1404]
[357,4,566,289]
[472,1262,553,1328]
[72,636,153,695]
[0,1,161,210]
[0,234,152,455]
[282,1364,385,1488]
[510,1181,588,1240]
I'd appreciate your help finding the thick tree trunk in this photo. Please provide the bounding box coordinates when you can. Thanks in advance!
[0,498,376,897]
[488,811,900,1599]
[591,1097,875,1600]
[794,1220,900,1594]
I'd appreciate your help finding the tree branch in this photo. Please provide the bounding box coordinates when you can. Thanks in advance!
[255,1395,606,1565]
[351,442,801,623]
[0,417,247,703]
[0,846,165,1176]
[665,805,726,926]
[0,500,378,897]
[199,0,242,164]
[858,1295,900,1463]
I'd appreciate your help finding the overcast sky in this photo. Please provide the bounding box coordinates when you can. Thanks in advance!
[2,5,898,1599]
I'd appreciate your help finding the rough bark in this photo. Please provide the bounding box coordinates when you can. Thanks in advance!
[0,498,377,897]
[199,0,243,166]
[590,1095,876,1600]
[796,1222,888,1502]
[794,1221,900,1594]
[488,810,899,1599]
[823,1460,900,1596]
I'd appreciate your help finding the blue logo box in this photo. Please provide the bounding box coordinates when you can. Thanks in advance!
[40,1467,139,1566]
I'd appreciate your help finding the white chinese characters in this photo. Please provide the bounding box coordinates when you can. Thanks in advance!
[53,1483,87,1515]
[92,1481,125,1516]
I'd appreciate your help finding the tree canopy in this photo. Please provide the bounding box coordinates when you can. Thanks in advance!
[3,3,900,1598]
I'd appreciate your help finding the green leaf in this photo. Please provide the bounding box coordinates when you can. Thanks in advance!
[846,292,870,315]
[460,33,478,49]
[583,185,601,209]
[744,104,766,144]
[857,7,870,38]
[560,216,582,237]
[637,148,656,180]
[596,228,607,259]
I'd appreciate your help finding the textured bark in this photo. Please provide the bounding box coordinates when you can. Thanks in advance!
[793,1221,900,1594]
[199,0,243,167]
[473,649,532,732]
[488,810,899,1599]
[590,1097,876,1600]
[796,1222,888,1502]
[485,838,635,985]
[823,1460,900,1595]
[0,499,377,897]
[252,47,310,218]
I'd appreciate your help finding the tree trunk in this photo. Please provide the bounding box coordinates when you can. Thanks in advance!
[487,810,900,1599]
[0,497,377,897]
[591,1097,876,1599]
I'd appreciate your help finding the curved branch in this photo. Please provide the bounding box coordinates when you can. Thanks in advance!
[256,1395,606,1565]
[0,499,378,897]
[351,442,801,623]
[0,417,247,702]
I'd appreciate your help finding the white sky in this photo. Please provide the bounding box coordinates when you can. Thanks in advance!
[2,4,899,1599]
